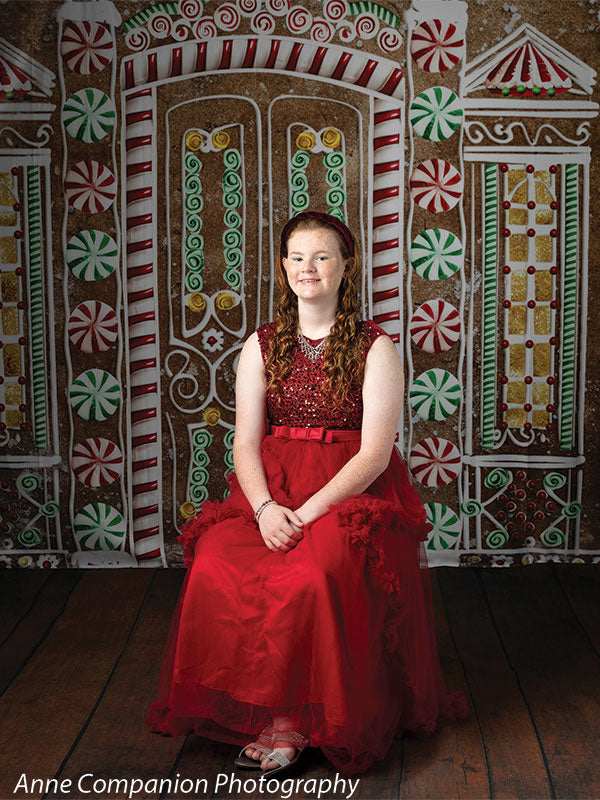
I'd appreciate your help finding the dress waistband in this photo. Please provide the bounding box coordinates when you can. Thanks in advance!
[269,424,399,443]
[270,424,362,442]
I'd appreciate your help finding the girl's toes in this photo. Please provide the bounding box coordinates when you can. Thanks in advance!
[245,747,261,760]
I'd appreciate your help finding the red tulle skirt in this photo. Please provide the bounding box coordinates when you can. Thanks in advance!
[145,432,468,775]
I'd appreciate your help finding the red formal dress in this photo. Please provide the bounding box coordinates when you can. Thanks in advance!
[145,319,468,775]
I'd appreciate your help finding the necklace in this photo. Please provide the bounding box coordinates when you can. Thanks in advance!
[297,329,326,362]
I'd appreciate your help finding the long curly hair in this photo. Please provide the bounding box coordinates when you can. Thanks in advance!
[264,212,370,409]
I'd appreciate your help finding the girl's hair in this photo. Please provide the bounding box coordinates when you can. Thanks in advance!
[264,211,370,408]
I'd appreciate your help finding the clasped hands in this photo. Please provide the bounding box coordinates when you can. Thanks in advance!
[257,502,314,553]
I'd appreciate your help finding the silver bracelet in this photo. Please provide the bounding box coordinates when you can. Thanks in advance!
[255,498,276,522]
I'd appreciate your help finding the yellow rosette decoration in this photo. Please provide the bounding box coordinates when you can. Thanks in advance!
[188,292,206,312]
[216,291,236,311]
[212,130,231,150]
[204,407,221,425]
[296,130,316,151]
[321,127,341,149]
[185,130,203,151]
[180,501,197,519]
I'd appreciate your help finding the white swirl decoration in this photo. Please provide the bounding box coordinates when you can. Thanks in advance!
[323,0,347,21]
[266,0,289,16]
[377,26,402,52]
[125,27,150,52]
[194,17,218,38]
[179,0,203,20]
[215,4,241,30]
[237,0,260,15]
[355,13,379,39]
[286,5,312,33]
[310,18,334,42]
[172,18,192,40]
[252,10,276,33]
[147,11,173,38]
[337,20,355,42]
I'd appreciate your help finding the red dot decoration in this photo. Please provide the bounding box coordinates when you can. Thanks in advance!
[534,511,545,520]
[507,501,517,512]
[524,403,532,411]
[17,376,26,385]
[507,523,516,533]
[549,336,557,345]
[10,167,19,175]
[550,300,558,309]
[18,337,25,345]
[549,165,558,173]
[502,265,511,274]
[516,489,526,499]
[526,164,534,173]
[525,339,534,348]
[516,512,526,522]
[499,493,508,503]
[500,375,509,384]
[501,421,508,429]
[546,501,556,511]
[15,267,23,276]
[516,471,526,480]
[525,375,533,384]
[550,229,558,237]
[503,300,511,308]
[12,203,21,212]
[537,490,547,500]
[546,422,554,431]
[508,482,517,491]
[500,403,508,411]
[527,201,536,209]
[527,265,536,274]
[19,422,27,430]
[502,339,509,348]
[497,511,506,520]
[525,522,535,532]
[550,266,558,275]
[503,228,511,237]
[17,301,25,309]
[526,501,536,511]
[527,299,536,307]
[547,376,555,384]
[546,404,554,412]
[524,422,532,430]
[18,403,26,412]
[550,201,558,210]
[527,228,536,237]
[13,230,23,240]
[500,163,509,172]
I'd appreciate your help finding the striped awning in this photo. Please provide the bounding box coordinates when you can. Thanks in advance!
[486,42,572,97]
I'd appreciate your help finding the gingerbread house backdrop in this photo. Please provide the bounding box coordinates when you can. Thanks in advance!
[0,0,598,568]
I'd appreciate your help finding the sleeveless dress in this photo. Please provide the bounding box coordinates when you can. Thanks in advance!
[145,319,468,775]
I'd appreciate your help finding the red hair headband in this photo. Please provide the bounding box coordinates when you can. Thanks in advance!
[280,211,355,257]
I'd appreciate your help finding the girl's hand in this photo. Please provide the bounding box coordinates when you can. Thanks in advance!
[258,504,304,552]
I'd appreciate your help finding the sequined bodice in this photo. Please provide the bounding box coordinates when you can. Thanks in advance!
[256,320,388,429]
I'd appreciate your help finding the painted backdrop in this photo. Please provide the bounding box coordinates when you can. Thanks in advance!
[0,0,598,568]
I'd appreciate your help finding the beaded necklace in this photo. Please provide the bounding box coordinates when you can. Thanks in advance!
[297,330,326,362]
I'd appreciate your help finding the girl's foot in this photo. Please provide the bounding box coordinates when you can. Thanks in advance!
[245,741,297,770]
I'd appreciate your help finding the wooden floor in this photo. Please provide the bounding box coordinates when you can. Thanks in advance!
[1,563,599,800]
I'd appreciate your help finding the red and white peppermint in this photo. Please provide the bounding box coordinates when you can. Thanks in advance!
[68,300,118,353]
[60,21,114,75]
[72,437,123,488]
[410,19,463,73]
[410,158,463,213]
[409,298,461,353]
[409,437,461,487]
[64,160,117,213]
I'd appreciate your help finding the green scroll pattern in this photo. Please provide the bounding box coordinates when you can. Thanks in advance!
[290,150,310,216]
[323,151,346,222]
[188,427,213,510]
[183,151,204,294]
[221,148,243,291]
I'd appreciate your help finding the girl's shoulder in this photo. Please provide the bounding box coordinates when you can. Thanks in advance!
[255,321,278,363]
[360,319,392,347]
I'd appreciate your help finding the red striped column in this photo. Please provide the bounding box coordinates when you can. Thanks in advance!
[372,98,403,343]
[123,85,164,565]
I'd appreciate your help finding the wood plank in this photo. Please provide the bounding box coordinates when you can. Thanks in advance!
[399,567,489,799]
[481,564,600,799]
[438,565,552,799]
[0,568,53,643]
[0,568,154,800]
[0,569,83,694]
[553,564,600,655]
[49,568,188,800]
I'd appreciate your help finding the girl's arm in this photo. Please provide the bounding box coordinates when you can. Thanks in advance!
[294,334,404,524]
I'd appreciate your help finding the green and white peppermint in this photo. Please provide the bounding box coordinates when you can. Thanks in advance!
[66,229,118,281]
[409,368,461,421]
[74,503,126,550]
[409,228,463,280]
[62,88,116,143]
[69,369,121,421]
[425,502,461,550]
[409,86,463,142]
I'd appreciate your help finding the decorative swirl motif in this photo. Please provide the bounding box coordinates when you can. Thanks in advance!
[179,0,203,20]
[323,0,347,21]
[377,26,402,52]
[223,229,243,248]
[188,292,206,312]
[355,13,379,39]
[184,192,203,214]
[484,467,510,489]
[325,169,343,188]
[323,150,344,169]
[237,0,260,15]
[0,123,52,148]
[464,120,591,147]
[222,189,243,209]
[321,128,341,149]
[222,170,242,192]
[125,27,151,51]
[40,501,60,518]
[337,21,356,42]
[486,529,508,549]
[185,232,204,252]
[185,271,204,291]
[214,4,241,30]
[186,131,203,151]
[266,0,289,16]
[187,216,203,236]
[326,188,345,208]
[223,148,242,170]
[291,190,310,212]
[180,501,197,519]
[541,528,565,546]
[460,499,482,517]
[16,473,42,494]
[194,17,218,38]
[310,18,334,42]
[186,250,204,273]
[224,208,242,229]
[147,12,173,38]
[251,10,276,33]
[563,502,582,519]
[290,171,309,191]
[543,472,566,490]
[224,249,243,268]
[222,147,243,291]
[184,172,202,197]
[295,132,315,152]
[286,5,312,33]
[18,528,43,548]
[172,18,191,39]
[184,151,203,173]
[193,427,212,451]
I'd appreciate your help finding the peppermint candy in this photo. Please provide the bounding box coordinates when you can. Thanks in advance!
[72,438,123,488]
[68,301,118,353]
[409,368,461,421]
[410,19,463,73]
[64,160,116,214]
[60,21,114,75]
[409,437,461,487]
[62,88,116,143]
[66,229,118,281]
[74,503,126,550]
[409,299,461,353]
[409,86,463,142]
[69,369,121,421]
[410,159,463,213]
[425,502,461,551]
[409,228,463,280]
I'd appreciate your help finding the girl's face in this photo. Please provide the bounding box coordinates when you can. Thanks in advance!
[282,226,349,302]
